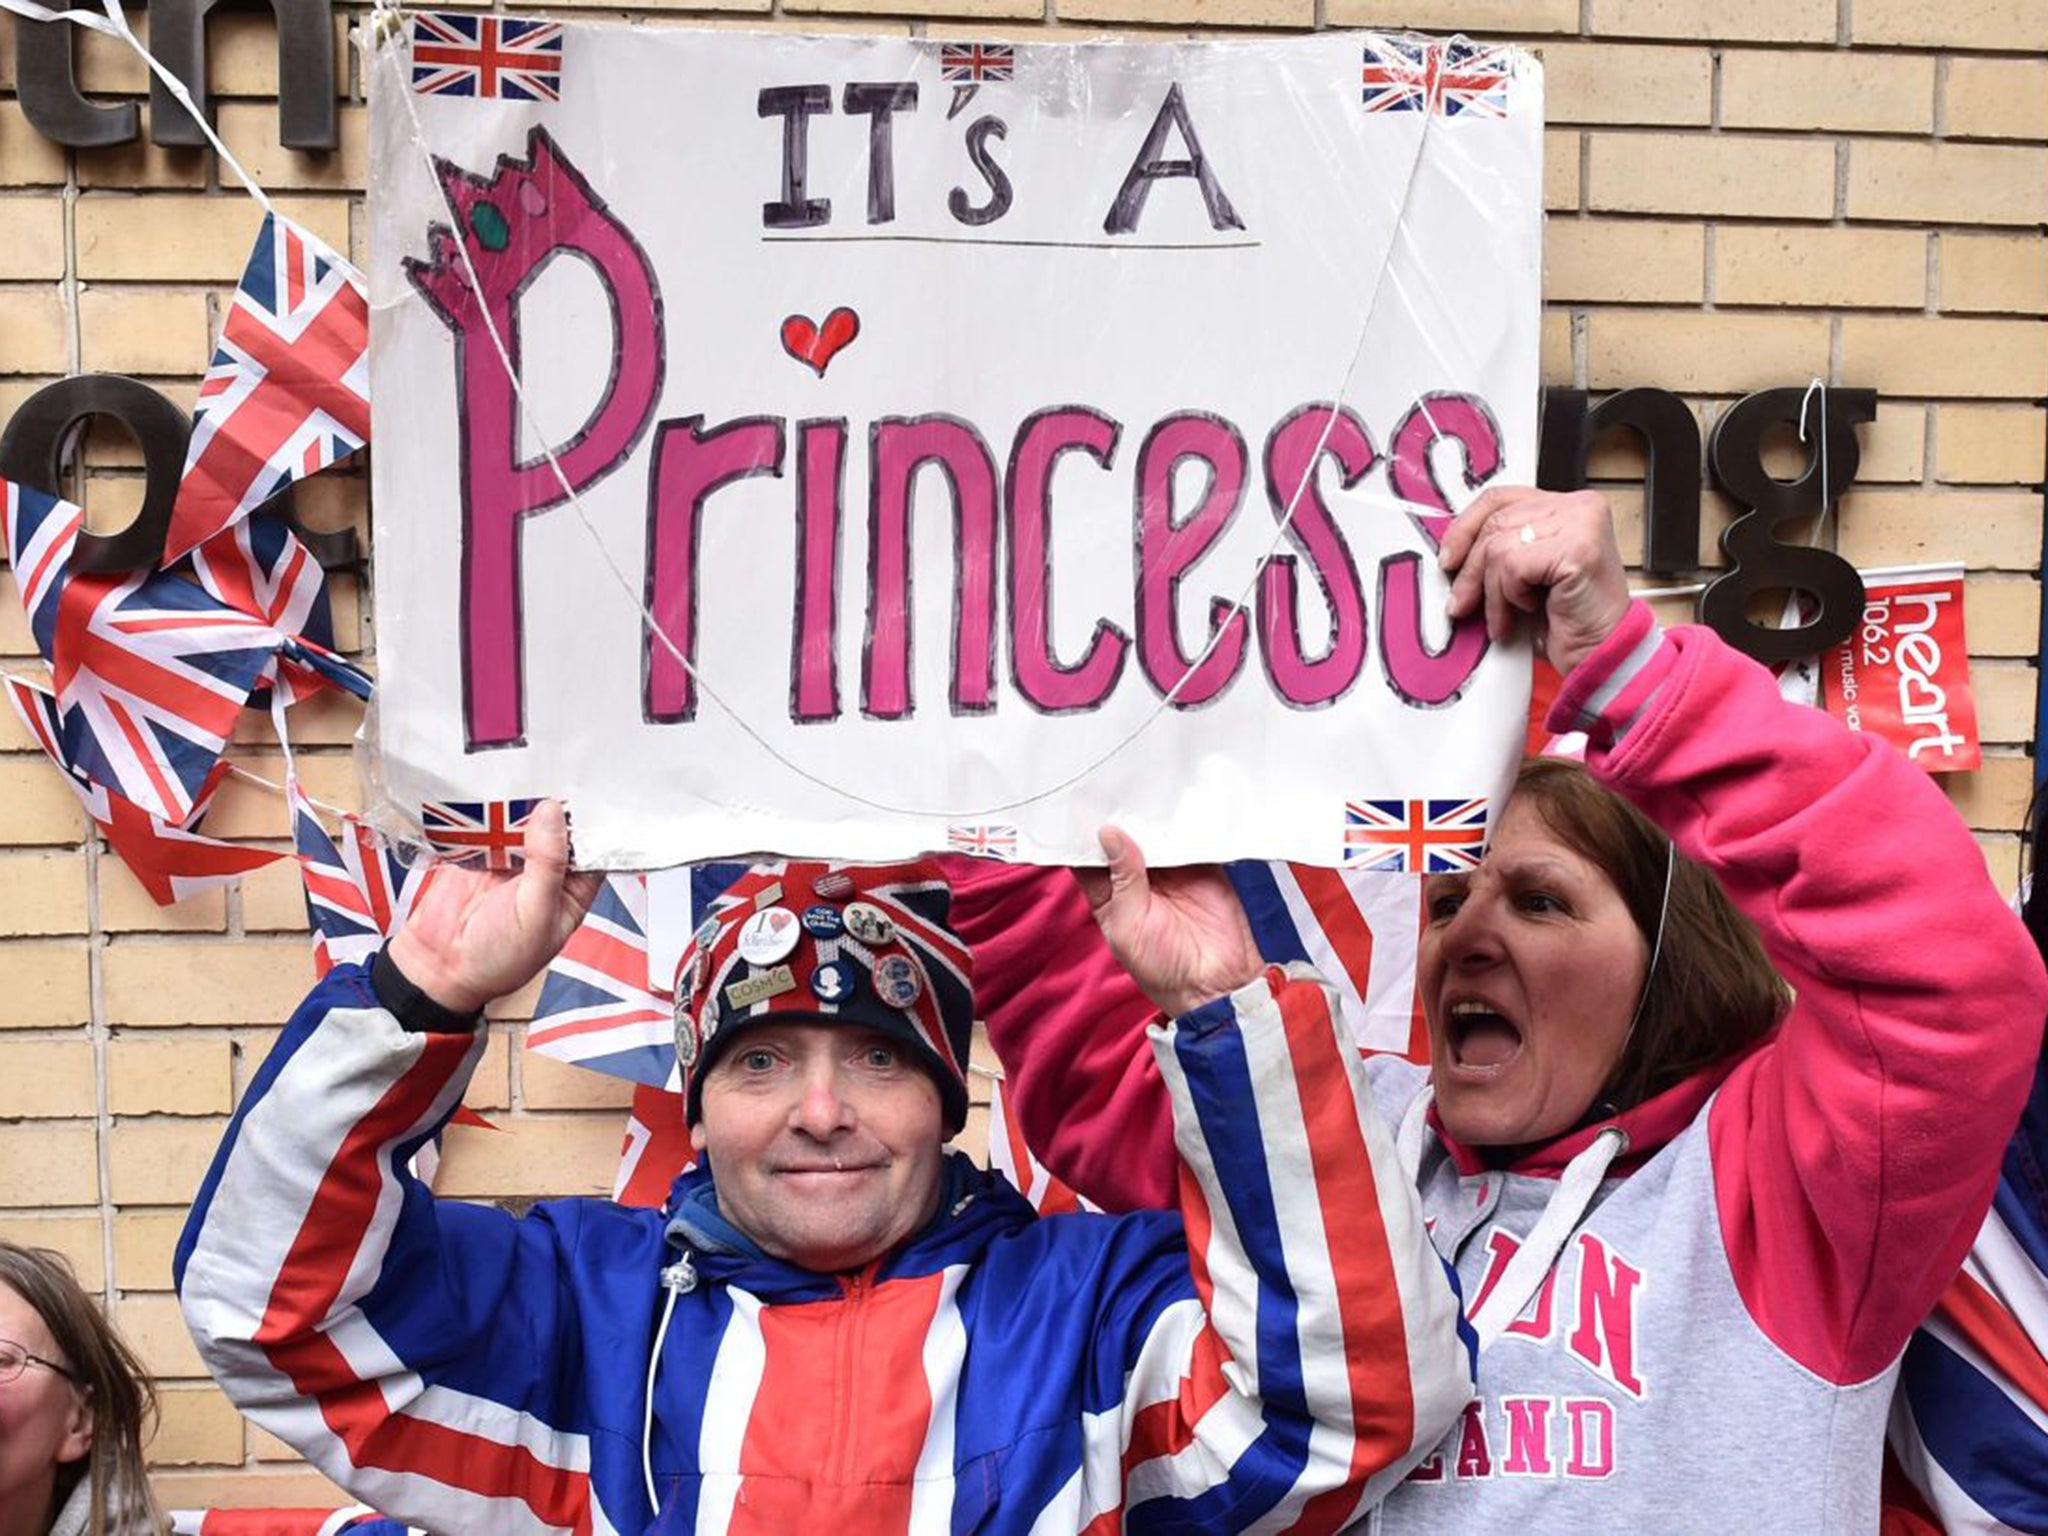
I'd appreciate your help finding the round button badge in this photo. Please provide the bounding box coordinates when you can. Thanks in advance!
[737,907,801,966]
[672,996,699,1070]
[811,958,858,1005]
[800,903,845,939]
[844,901,895,947]
[813,871,856,901]
[872,953,923,1009]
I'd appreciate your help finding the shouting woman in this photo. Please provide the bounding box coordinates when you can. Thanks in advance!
[974,486,2046,1530]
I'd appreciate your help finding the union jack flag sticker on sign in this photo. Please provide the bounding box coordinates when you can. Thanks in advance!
[1343,797,1489,874]
[420,798,541,871]
[412,13,564,102]
[939,42,1015,83]
[946,822,1019,861]
[1361,35,1513,118]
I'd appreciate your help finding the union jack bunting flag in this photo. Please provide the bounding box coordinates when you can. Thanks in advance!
[289,777,435,978]
[1227,860,1431,1060]
[946,822,1018,861]
[1361,36,1513,118]
[4,675,283,906]
[278,636,374,702]
[530,861,749,1088]
[166,214,370,565]
[419,798,540,870]
[987,1073,1097,1216]
[191,513,348,704]
[4,476,284,826]
[613,1084,696,1208]
[528,875,679,1087]
[411,13,564,102]
[938,42,1014,83]
[1343,796,1489,874]
[5,477,74,663]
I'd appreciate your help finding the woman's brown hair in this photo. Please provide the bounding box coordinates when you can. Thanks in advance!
[0,1243,163,1534]
[1512,757,1791,1112]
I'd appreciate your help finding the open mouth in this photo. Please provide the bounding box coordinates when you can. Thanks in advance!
[1445,998,1525,1074]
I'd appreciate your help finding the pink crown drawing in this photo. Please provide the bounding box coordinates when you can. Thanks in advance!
[404,126,653,334]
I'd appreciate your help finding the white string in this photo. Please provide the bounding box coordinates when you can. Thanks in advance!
[228,760,353,822]
[1466,1125,1624,1355]
[0,0,276,218]
[1797,375,1832,531]
[1628,580,1707,601]
[365,8,1452,821]
[262,686,359,828]
[0,661,355,823]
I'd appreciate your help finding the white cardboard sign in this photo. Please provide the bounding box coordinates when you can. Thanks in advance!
[366,24,1544,867]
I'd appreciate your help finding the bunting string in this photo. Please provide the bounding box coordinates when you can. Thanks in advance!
[0,661,354,823]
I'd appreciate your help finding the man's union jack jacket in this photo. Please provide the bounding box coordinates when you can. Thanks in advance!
[175,960,1474,1535]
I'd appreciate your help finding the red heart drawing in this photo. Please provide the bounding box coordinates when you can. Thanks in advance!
[781,307,861,376]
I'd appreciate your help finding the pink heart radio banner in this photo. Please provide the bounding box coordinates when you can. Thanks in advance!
[365,25,1545,868]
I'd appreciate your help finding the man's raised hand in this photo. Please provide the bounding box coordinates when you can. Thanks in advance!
[1076,826,1263,1020]
[385,800,604,1015]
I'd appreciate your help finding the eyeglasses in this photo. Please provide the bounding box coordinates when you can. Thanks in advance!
[0,1337,79,1386]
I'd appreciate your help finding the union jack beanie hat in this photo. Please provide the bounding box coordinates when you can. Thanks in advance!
[672,859,975,1134]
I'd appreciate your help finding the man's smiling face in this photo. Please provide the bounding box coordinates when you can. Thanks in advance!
[690,1021,946,1273]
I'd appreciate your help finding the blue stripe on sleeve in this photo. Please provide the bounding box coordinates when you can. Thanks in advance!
[1129,993,1314,1530]
[1225,861,1311,966]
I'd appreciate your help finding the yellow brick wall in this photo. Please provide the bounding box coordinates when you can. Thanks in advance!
[1,0,2043,1509]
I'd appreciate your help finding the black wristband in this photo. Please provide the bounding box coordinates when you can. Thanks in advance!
[372,947,486,1035]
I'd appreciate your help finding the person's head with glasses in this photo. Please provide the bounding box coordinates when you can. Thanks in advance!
[0,1244,161,1534]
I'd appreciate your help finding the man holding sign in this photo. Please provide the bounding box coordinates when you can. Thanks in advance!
[175,823,1473,1534]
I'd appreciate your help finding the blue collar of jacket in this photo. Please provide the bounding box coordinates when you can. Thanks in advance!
[662,1151,1034,1301]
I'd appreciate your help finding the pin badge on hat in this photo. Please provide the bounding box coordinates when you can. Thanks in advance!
[726,964,797,1010]
[800,903,845,940]
[690,915,721,993]
[872,953,922,1009]
[844,901,895,946]
[813,870,856,901]
[738,907,800,966]
[673,996,699,1069]
[811,958,857,1005]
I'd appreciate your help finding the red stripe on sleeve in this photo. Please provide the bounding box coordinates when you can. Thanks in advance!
[1272,978,1416,1535]
[252,1032,593,1531]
